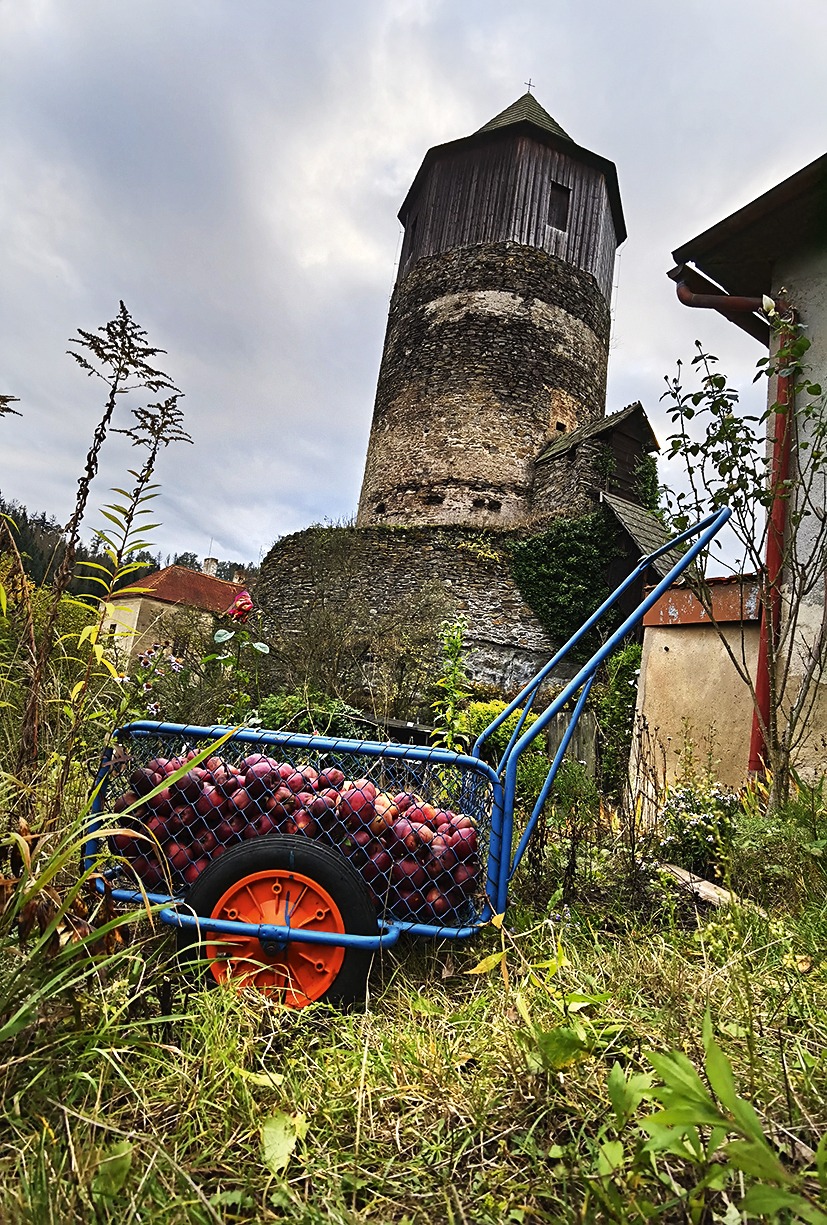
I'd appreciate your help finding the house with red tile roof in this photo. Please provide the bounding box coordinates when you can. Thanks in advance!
[104,564,246,660]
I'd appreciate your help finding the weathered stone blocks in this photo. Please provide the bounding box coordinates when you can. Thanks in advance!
[357,242,611,529]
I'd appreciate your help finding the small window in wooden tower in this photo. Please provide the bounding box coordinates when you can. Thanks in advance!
[548,183,570,232]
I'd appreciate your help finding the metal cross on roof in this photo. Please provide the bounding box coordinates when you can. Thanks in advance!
[524,78,534,93]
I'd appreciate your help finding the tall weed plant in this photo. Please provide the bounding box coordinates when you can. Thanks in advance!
[1,304,190,1071]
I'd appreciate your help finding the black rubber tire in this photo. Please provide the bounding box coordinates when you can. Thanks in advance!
[176,835,378,1008]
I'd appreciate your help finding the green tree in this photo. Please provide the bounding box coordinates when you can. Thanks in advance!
[663,305,827,806]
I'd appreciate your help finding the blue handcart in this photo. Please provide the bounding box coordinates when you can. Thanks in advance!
[85,508,730,1007]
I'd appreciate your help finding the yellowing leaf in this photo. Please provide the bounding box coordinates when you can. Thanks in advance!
[261,1111,307,1176]
[465,950,505,975]
[514,990,532,1027]
[235,1066,285,1088]
[489,912,505,929]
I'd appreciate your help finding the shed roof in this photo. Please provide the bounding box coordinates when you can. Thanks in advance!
[536,401,658,465]
[643,574,761,627]
[600,492,684,581]
[110,566,245,615]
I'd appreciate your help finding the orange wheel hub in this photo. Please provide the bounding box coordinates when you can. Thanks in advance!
[205,870,346,1007]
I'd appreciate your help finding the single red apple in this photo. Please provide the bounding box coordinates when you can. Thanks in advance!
[391,858,427,888]
[317,768,345,789]
[183,858,207,885]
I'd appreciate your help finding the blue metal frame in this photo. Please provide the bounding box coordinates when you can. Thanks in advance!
[85,507,730,959]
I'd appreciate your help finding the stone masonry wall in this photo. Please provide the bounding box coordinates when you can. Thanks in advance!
[531,441,603,521]
[357,242,611,530]
[259,523,565,695]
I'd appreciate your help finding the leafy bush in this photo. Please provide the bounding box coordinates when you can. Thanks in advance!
[257,689,368,739]
[460,698,551,805]
[657,781,739,880]
[594,641,641,798]
[729,773,827,909]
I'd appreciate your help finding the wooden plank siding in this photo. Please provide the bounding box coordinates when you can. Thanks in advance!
[398,135,617,300]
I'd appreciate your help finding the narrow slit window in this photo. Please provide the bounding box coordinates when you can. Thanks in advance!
[548,182,570,232]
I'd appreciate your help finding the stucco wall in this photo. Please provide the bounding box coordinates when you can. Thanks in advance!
[105,596,212,661]
[636,622,760,788]
[771,243,827,777]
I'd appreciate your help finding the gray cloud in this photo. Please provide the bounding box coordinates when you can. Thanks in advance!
[2,0,825,565]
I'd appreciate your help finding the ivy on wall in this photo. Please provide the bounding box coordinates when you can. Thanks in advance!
[594,640,642,797]
[509,510,622,659]
[633,453,661,515]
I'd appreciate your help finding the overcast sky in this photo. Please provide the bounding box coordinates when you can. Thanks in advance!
[2,0,825,567]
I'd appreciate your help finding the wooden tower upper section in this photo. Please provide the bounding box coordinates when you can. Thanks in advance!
[357,95,626,528]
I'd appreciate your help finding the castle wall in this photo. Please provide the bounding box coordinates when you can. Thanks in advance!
[357,243,610,529]
[259,524,562,694]
[531,443,601,519]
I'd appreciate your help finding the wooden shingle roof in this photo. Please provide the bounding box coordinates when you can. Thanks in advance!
[536,402,658,465]
[477,92,571,142]
[600,492,684,580]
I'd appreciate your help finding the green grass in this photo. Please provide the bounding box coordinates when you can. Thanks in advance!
[2,882,825,1224]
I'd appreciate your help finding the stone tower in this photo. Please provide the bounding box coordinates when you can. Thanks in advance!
[357,93,626,529]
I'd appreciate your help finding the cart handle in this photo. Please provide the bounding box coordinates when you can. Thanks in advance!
[485,505,731,912]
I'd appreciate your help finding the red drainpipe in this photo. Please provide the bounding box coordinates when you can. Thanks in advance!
[748,341,793,772]
[674,281,766,315]
[671,275,793,774]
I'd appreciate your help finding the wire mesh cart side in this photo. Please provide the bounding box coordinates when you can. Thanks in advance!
[85,506,730,1006]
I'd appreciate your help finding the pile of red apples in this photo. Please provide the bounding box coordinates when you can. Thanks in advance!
[108,751,481,923]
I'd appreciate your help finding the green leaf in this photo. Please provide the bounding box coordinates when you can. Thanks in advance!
[525,1026,589,1071]
[214,629,235,643]
[740,1184,827,1224]
[261,1111,307,1176]
[641,1121,696,1160]
[210,1190,255,1210]
[560,990,611,1012]
[647,1050,712,1105]
[726,1138,794,1185]
[597,1139,624,1180]
[92,1140,133,1198]
[99,509,125,528]
[607,1062,652,1128]
[641,1104,730,1132]
[815,1131,827,1191]
[705,1037,766,1143]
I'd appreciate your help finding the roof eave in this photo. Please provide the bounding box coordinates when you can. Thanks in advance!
[669,151,827,308]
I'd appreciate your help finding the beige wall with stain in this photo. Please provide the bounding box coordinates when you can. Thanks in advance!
[636,622,760,788]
